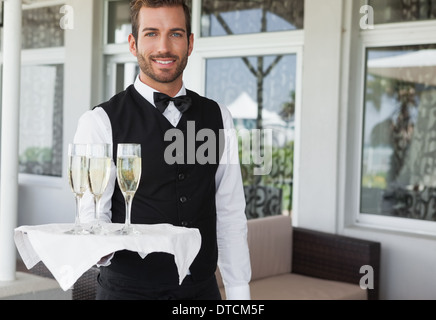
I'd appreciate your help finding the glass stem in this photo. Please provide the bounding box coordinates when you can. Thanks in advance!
[74,195,82,228]
[124,194,133,228]
[95,196,102,227]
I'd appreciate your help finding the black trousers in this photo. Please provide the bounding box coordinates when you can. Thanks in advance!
[96,267,222,300]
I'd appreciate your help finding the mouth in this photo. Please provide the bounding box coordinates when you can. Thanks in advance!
[153,58,176,67]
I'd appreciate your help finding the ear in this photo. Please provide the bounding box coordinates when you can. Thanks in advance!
[187,33,194,57]
[128,33,137,57]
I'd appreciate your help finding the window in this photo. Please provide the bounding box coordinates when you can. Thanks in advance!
[361,44,436,221]
[197,0,303,219]
[351,1,436,234]
[201,0,303,37]
[22,4,64,49]
[106,0,131,45]
[205,54,297,217]
[18,2,65,180]
[369,0,436,24]
[19,64,64,177]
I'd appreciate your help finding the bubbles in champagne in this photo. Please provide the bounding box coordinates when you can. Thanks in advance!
[88,157,111,196]
[68,155,89,195]
[117,156,141,195]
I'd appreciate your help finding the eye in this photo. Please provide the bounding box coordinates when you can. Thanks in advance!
[171,32,183,38]
[145,32,157,37]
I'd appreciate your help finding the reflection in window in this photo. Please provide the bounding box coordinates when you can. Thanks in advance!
[369,0,436,24]
[107,0,131,44]
[22,5,64,49]
[201,0,303,37]
[19,65,64,177]
[361,45,436,221]
[206,55,296,218]
[115,62,139,93]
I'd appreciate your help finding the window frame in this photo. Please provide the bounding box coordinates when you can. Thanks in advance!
[348,1,436,236]
[18,1,66,188]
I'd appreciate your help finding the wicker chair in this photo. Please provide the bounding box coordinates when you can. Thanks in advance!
[28,262,99,300]
[292,227,381,300]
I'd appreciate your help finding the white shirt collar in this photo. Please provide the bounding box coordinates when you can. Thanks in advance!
[133,75,187,108]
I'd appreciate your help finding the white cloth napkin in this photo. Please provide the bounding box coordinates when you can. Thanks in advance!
[14,223,202,291]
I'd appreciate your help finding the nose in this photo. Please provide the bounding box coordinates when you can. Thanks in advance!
[157,35,171,54]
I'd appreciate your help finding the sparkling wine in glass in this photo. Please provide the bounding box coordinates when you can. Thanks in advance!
[116,143,142,235]
[88,143,112,235]
[66,143,90,235]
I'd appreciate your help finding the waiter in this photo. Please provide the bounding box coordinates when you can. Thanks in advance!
[73,0,251,300]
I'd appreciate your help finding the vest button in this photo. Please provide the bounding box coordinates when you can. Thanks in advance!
[178,173,185,181]
[180,196,188,203]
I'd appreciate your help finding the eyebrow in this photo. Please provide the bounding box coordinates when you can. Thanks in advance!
[141,27,186,33]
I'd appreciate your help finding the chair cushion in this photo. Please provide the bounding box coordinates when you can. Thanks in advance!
[216,215,292,288]
[248,273,367,300]
[218,273,367,300]
[248,215,293,281]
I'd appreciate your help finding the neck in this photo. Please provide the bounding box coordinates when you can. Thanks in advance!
[139,74,183,97]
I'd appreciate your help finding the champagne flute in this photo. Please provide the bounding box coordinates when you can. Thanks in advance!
[66,143,89,235]
[116,143,142,235]
[87,143,112,235]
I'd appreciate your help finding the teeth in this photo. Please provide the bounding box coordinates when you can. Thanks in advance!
[156,60,173,65]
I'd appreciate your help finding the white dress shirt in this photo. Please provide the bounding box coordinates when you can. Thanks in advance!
[73,76,251,300]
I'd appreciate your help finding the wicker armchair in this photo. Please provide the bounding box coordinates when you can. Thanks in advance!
[292,227,381,300]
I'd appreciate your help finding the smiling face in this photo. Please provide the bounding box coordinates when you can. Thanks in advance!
[128,5,194,96]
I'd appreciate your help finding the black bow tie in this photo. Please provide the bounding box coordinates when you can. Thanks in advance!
[154,92,192,114]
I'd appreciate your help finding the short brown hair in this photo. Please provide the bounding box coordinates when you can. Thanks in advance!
[130,0,191,44]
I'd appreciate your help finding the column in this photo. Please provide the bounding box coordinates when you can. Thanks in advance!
[0,0,22,281]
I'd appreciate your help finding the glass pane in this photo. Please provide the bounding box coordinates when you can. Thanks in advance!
[19,64,64,177]
[22,5,64,49]
[206,54,296,218]
[361,44,436,221]
[369,0,436,24]
[107,0,131,44]
[201,0,304,37]
[115,62,139,93]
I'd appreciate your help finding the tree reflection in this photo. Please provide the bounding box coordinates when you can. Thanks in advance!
[363,45,436,221]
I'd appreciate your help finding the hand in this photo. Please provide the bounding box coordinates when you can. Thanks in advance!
[96,253,114,267]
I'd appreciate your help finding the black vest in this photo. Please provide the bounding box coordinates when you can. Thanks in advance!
[99,85,224,285]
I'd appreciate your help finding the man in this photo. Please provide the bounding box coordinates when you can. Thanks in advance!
[73,0,251,300]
